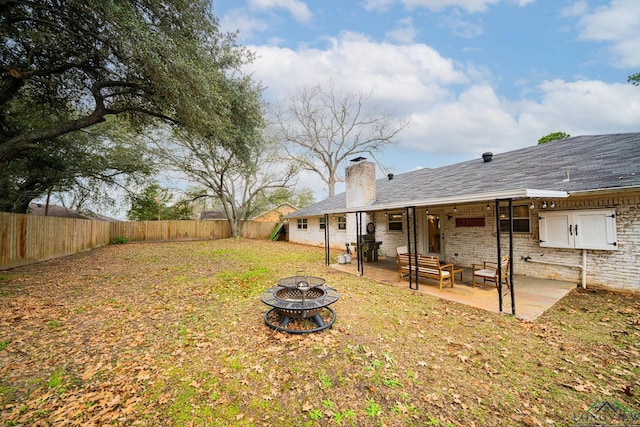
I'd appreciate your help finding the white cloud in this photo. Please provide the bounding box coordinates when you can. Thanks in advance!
[244,32,640,190]
[220,9,269,41]
[386,17,419,43]
[248,0,313,23]
[249,31,468,107]
[574,0,640,67]
[439,10,484,38]
[400,0,500,13]
[361,0,397,12]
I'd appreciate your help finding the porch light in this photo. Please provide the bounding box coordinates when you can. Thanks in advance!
[453,206,457,213]
[486,204,490,210]
[550,201,556,208]
[530,201,535,209]
[425,207,429,214]
[542,201,547,209]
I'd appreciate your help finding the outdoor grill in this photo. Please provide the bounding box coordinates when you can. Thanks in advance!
[260,274,339,334]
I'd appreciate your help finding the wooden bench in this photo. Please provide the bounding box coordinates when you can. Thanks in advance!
[397,254,454,289]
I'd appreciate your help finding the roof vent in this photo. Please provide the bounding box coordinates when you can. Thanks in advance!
[482,152,493,163]
[350,156,366,162]
[387,173,394,180]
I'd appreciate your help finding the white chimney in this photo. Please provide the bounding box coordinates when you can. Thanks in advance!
[345,158,376,208]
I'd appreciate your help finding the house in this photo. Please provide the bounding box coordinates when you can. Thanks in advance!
[28,203,119,221]
[286,133,640,292]
[251,203,297,222]
[200,203,297,222]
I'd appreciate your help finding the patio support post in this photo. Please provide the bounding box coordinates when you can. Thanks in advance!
[508,199,516,315]
[324,213,330,266]
[405,206,418,290]
[411,206,418,289]
[405,206,414,289]
[495,198,517,316]
[356,211,364,276]
[495,199,503,312]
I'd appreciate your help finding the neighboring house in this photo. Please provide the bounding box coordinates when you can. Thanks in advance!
[200,209,228,220]
[286,133,640,291]
[200,203,297,222]
[28,203,118,221]
[251,203,297,222]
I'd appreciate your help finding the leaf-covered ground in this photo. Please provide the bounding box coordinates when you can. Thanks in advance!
[0,239,638,426]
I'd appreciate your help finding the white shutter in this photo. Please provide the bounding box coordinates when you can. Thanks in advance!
[574,210,617,250]
[539,212,573,248]
[538,209,617,251]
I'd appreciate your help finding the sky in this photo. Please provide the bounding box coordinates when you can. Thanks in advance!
[213,0,640,200]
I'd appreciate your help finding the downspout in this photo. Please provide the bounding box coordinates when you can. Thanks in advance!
[324,213,330,266]
[524,249,587,288]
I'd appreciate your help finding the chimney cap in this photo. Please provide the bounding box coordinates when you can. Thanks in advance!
[482,152,493,162]
[350,156,367,162]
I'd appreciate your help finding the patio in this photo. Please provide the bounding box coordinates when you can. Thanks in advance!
[330,256,578,321]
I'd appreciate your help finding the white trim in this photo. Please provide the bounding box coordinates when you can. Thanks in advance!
[323,189,569,215]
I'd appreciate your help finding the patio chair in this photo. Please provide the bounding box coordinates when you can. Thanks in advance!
[472,255,510,289]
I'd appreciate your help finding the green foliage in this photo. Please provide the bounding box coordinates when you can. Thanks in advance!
[127,183,194,220]
[365,398,381,417]
[538,131,570,145]
[0,340,9,351]
[109,236,130,245]
[0,0,262,213]
[309,409,323,420]
[628,72,640,85]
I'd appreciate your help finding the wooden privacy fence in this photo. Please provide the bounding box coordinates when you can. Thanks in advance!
[0,213,279,270]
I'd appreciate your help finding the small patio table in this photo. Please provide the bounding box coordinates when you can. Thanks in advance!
[452,267,464,284]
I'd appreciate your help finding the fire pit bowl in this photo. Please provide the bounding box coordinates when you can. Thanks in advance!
[261,275,339,334]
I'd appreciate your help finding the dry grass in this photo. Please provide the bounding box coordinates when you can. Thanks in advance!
[0,239,639,426]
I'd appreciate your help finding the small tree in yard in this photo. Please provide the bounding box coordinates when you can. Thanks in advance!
[275,81,409,197]
[127,183,193,221]
[538,131,570,145]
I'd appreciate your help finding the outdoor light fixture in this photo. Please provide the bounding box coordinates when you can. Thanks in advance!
[453,206,457,213]
[530,201,535,209]
[550,201,556,208]
[542,201,548,209]
[486,204,491,210]
[425,207,429,214]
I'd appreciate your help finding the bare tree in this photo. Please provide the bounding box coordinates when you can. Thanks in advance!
[274,82,409,197]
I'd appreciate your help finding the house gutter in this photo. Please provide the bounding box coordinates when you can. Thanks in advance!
[323,188,568,215]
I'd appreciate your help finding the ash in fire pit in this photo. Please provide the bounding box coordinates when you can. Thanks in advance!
[261,274,339,334]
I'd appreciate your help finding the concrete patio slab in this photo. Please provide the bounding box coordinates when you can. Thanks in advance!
[330,256,577,321]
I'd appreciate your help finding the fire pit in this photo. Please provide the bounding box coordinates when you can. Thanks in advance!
[260,274,339,334]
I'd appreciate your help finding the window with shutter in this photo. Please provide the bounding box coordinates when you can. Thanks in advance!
[538,209,617,250]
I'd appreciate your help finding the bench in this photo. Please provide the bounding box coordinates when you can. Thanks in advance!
[397,254,454,289]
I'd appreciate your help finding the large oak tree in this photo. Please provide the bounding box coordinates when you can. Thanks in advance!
[0,0,262,212]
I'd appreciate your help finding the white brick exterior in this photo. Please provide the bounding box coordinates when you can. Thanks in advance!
[289,191,640,291]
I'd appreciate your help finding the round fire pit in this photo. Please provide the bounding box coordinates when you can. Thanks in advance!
[261,275,339,334]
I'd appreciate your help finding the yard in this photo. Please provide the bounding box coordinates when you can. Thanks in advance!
[0,239,639,426]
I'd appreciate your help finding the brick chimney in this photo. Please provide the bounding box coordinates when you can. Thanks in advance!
[345,158,376,208]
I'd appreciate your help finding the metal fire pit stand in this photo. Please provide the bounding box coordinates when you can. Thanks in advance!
[260,275,339,334]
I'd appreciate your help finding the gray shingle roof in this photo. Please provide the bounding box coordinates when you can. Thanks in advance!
[288,133,640,218]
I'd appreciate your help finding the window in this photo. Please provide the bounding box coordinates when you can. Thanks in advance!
[499,205,530,233]
[539,209,617,250]
[337,216,346,230]
[319,217,326,229]
[387,212,403,231]
[297,218,307,230]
